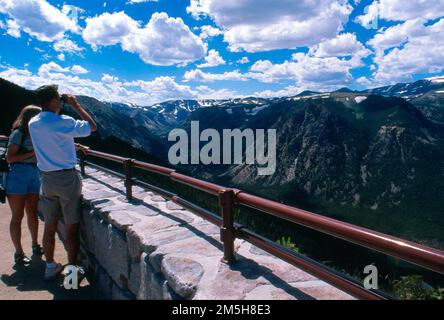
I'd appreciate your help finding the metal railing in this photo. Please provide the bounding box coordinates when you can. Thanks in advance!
[2,135,444,300]
[80,147,444,300]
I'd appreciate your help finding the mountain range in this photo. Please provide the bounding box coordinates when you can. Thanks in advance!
[1,76,444,248]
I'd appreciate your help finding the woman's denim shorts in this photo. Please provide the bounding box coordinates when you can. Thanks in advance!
[5,163,41,196]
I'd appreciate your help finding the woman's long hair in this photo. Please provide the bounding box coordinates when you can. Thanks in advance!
[12,105,42,135]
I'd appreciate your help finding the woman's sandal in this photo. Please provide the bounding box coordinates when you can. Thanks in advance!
[32,244,44,256]
[14,253,32,265]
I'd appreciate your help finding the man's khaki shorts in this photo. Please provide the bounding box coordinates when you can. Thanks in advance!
[38,170,83,225]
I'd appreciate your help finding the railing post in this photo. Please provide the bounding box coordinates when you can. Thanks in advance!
[219,189,236,263]
[78,151,86,177]
[124,159,134,201]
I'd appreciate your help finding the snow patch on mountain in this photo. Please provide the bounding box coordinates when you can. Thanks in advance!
[250,105,269,115]
[355,96,367,103]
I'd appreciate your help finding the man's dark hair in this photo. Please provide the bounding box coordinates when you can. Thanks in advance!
[35,84,59,108]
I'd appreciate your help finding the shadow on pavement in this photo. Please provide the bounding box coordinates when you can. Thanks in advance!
[1,254,97,300]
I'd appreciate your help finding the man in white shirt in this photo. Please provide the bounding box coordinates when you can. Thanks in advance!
[29,85,97,281]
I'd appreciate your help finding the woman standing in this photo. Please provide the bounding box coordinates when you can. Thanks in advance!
[6,106,43,265]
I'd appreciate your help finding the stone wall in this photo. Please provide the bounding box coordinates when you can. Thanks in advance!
[63,166,353,300]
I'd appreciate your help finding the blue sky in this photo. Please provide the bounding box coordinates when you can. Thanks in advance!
[0,0,443,105]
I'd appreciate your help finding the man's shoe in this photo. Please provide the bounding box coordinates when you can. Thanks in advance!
[44,263,63,281]
[14,253,31,265]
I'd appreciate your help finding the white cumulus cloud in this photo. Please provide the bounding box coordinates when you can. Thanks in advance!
[197,49,226,68]
[37,62,88,78]
[254,85,302,98]
[71,65,88,75]
[53,38,84,54]
[101,73,119,84]
[0,61,239,105]
[0,0,79,42]
[187,0,352,52]
[184,41,368,92]
[310,33,371,59]
[199,25,222,39]
[366,19,426,55]
[183,69,248,82]
[82,11,207,66]
[369,18,444,84]
[248,53,358,89]
[195,85,239,99]
[237,57,250,64]
[124,77,198,101]
[356,0,444,25]
[5,19,21,38]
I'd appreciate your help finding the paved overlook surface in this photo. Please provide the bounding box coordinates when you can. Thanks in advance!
[0,165,354,300]
[0,202,94,300]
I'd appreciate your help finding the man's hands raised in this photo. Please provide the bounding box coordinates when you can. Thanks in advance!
[62,94,80,109]
[62,93,97,132]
